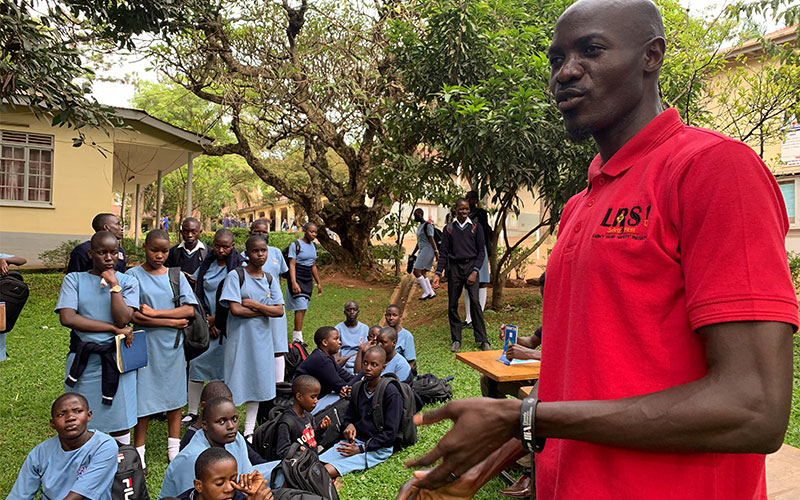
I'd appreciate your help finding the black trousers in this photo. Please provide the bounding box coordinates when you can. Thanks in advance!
[447,259,488,343]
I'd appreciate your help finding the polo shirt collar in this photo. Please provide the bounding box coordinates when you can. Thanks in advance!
[587,108,684,185]
[456,217,473,229]
[178,240,206,255]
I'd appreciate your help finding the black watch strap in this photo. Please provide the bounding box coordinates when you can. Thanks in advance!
[521,397,546,453]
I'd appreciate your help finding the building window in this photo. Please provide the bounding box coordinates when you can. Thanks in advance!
[779,180,795,225]
[0,130,54,204]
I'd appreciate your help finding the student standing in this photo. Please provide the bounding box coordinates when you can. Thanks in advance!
[9,393,118,500]
[56,231,139,443]
[285,222,322,343]
[165,217,208,285]
[250,219,290,383]
[0,251,26,362]
[463,191,492,325]
[67,213,127,273]
[127,229,198,467]
[220,236,285,440]
[185,229,245,425]
[433,198,489,353]
[335,301,369,372]
[410,208,438,300]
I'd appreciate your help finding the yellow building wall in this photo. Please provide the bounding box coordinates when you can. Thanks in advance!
[0,109,115,263]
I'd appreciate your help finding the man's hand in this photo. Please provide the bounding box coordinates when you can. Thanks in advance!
[336,440,361,457]
[343,423,356,440]
[506,344,541,361]
[396,468,482,500]
[320,415,331,429]
[403,398,521,490]
[432,275,441,290]
[466,271,478,286]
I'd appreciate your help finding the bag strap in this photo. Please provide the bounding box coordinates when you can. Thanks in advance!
[168,268,185,349]
[236,266,245,287]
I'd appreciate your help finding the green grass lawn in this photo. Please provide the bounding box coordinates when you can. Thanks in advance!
[1,273,799,498]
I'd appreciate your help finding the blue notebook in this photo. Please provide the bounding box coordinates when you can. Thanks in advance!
[498,324,539,366]
[115,330,147,373]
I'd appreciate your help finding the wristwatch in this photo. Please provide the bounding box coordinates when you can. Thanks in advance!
[109,285,122,293]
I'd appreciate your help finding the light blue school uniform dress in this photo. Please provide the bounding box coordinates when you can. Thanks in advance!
[335,321,369,371]
[126,266,197,416]
[189,262,229,382]
[220,269,284,405]
[396,327,417,362]
[9,431,118,500]
[56,272,140,433]
[383,353,412,383]
[284,240,316,312]
[0,252,14,362]
[159,429,280,498]
[263,246,289,353]
[413,223,436,271]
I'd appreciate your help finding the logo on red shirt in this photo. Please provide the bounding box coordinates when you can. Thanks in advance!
[594,205,651,240]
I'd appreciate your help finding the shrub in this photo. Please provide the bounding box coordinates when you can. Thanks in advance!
[371,243,404,263]
[121,237,146,267]
[788,251,800,289]
[39,239,82,271]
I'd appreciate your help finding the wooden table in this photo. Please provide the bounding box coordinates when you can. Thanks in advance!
[456,349,540,382]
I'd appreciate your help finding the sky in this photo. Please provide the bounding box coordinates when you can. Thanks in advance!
[88,0,767,108]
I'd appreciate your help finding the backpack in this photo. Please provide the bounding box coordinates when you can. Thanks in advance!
[426,222,443,251]
[351,373,417,453]
[168,267,210,362]
[273,488,327,500]
[252,396,301,461]
[214,267,272,337]
[314,397,351,451]
[284,340,310,380]
[111,443,149,500]
[412,374,454,406]
[270,442,339,500]
[280,240,302,279]
[0,271,29,333]
[256,380,294,426]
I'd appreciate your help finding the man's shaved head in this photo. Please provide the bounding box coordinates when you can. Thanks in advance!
[559,0,664,42]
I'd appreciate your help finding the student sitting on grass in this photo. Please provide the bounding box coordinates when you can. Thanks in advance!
[294,326,362,413]
[9,393,118,500]
[176,448,273,500]
[274,375,331,459]
[372,326,412,383]
[161,398,279,498]
[180,382,266,466]
[335,301,368,371]
[319,346,402,479]
[383,305,416,373]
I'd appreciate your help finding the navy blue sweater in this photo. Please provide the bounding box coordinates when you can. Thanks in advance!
[294,349,362,396]
[67,240,126,273]
[435,220,486,274]
[343,380,402,451]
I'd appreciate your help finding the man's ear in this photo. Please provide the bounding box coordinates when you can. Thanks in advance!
[194,478,203,494]
[644,36,666,75]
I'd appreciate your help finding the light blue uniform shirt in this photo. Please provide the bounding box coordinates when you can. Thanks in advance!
[8,431,117,500]
[397,328,417,362]
[383,353,412,383]
[335,321,369,371]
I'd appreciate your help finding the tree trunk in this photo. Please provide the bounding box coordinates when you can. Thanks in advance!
[490,227,551,310]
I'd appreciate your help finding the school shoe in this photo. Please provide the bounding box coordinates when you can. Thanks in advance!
[500,475,531,498]
[462,321,473,329]
[480,342,492,351]
[451,341,461,353]
[181,413,197,428]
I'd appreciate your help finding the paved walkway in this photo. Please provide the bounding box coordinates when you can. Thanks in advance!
[768,444,800,499]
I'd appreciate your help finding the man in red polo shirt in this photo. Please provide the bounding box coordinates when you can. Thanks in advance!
[396,0,798,499]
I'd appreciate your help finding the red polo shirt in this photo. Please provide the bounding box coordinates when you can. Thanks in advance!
[538,109,798,500]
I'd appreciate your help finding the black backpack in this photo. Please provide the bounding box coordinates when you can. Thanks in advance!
[273,488,326,500]
[0,271,29,333]
[253,401,302,461]
[214,267,272,337]
[412,374,454,406]
[426,222,443,250]
[280,240,302,279]
[351,373,417,452]
[284,341,310,380]
[167,267,209,361]
[271,442,339,500]
[257,380,294,426]
[111,443,149,500]
[314,397,351,451]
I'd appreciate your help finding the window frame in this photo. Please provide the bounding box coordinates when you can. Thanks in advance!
[0,130,55,207]
[778,178,797,228]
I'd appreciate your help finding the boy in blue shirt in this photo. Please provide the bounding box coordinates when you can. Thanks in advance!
[334,301,368,371]
[384,305,416,373]
[376,327,412,383]
[176,448,273,500]
[9,393,118,500]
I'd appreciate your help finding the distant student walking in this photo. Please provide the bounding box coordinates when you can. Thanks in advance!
[56,231,139,443]
[220,235,285,440]
[127,229,198,467]
[285,222,322,343]
[433,198,489,352]
[410,208,438,301]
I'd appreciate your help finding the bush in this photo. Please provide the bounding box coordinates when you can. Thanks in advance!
[121,237,146,267]
[371,243,404,263]
[38,239,82,271]
[788,251,800,289]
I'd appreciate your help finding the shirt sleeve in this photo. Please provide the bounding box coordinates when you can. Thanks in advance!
[274,421,294,459]
[400,330,416,361]
[178,272,199,306]
[219,270,243,306]
[288,242,298,260]
[70,436,117,499]
[267,274,284,306]
[8,446,43,499]
[55,273,79,312]
[425,224,434,237]
[119,273,140,309]
[673,141,799,331]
